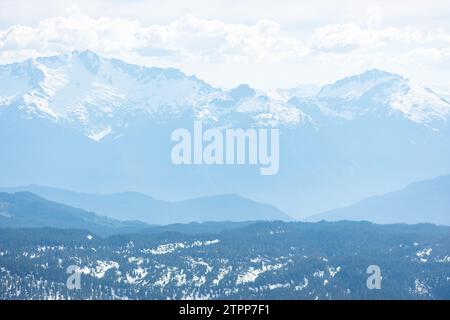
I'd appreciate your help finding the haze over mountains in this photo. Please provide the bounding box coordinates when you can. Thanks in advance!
[3,173,449,227]
[0,186,290,225]
[0,192,146,236]
[1,50,450,219]
[0,191,291,235]
[307,174,450,225]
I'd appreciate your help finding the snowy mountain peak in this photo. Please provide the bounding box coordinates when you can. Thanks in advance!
[0,51,222,139]
[313,68,450,125]
[72,50,102,73]
[388,83,450,124]
[360,68,400,79]
[317,69,401,100]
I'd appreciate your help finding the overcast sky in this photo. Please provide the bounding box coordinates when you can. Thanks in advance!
[1,0,450,90]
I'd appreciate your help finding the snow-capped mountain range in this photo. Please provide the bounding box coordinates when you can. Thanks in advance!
[0,51,305,141]
[315,69,450,125]
[2,50,449,140]
[1,50,450,219]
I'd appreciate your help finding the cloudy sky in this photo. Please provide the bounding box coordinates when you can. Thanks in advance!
[1,0,450,90]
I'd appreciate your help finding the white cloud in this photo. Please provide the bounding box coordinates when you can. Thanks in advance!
[309,23,427,52]
[2,13,448,61]
[140,15,308,63]
[0,13,307,64]
[1,10,450,89]
[0,13,142,54]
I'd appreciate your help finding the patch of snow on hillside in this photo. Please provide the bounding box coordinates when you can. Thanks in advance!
[144,239,220,255]
[145,242,186,255]
[213,266,232,286]
[412,279,429,296]
[328,266,341,277]
[93,260,120,279]
[236,263,284,285]
[416,248,432,263]
[154,269,172,288]
[294,277,309,291]
[313,270,325,278]
[126,266,148,284]
[79,260,119,279]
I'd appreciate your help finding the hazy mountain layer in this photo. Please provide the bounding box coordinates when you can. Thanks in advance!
[307,174,450,225]
[0,186,291,224]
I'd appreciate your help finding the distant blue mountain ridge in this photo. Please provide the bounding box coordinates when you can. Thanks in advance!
[307,174,450,225]
[0,186,291,225]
